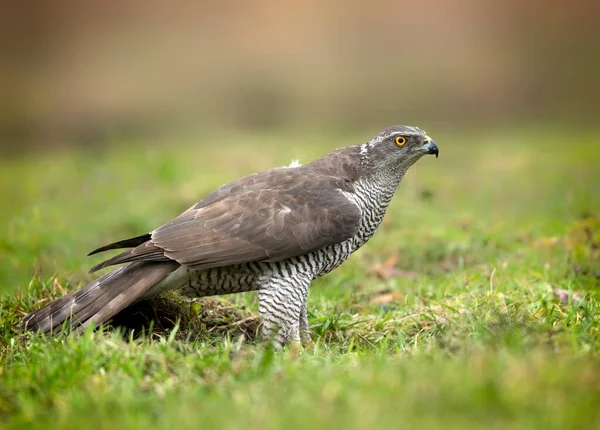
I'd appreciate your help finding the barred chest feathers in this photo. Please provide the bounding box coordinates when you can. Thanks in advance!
[314,174,404,277]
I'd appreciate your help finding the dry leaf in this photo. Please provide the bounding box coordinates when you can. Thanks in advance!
[368,255,421,280]
[370,290,404,305]
[553,288,584,304]
[532,236,560,248]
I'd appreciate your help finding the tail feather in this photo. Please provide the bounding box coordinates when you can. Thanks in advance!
[87,234,152,256]
[22,261,179,334]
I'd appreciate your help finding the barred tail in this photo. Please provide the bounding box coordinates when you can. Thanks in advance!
[22,261,178,334]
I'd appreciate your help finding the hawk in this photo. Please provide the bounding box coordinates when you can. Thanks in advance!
[23,126,439,346]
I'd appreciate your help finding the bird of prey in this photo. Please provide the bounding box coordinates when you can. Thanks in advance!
[23,126,439,346]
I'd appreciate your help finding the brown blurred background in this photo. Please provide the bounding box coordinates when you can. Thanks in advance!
[1,0,598,152]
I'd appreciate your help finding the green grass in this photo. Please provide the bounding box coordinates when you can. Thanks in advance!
[1,127,599,429]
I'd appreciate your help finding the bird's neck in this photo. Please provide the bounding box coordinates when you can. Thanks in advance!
[345,169,404,248]
[366,159,408,191]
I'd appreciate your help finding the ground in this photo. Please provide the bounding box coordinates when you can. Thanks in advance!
[0,126,599,429]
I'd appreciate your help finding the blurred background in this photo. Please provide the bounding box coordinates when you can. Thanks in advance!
[2,6,600,426]
[1,0,598,152]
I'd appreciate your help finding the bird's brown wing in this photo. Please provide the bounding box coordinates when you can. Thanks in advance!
[90,186,361,272]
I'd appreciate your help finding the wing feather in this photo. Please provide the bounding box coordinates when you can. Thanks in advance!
[89,167,361,272]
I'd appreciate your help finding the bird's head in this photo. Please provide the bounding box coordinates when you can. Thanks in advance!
[363,125,439,173]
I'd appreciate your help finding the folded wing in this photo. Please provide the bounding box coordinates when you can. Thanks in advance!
[90,186,361,272]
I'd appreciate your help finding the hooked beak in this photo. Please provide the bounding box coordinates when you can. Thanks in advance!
[422,135,439,158]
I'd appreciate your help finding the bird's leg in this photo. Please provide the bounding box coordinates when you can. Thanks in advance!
[299,296,312,346]
[258,275,311,348]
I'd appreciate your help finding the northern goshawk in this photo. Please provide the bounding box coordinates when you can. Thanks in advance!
[23,126,439,346]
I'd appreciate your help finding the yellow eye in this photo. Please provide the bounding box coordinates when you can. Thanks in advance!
[395,136,407,146]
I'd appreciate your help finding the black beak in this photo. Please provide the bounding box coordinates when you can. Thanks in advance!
[424,140,439,158]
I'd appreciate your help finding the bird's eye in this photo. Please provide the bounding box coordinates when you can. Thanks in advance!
[395,136,407,146]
